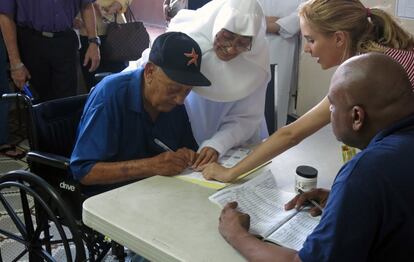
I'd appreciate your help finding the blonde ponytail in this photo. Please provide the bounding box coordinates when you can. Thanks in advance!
[299,0,414,54]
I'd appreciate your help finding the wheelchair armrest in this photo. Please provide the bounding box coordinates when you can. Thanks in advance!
[27,151,70,170]
[1,92,33,105]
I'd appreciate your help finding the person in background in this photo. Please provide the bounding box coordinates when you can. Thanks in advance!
[203,0,414,182]
[0,30,24,158]
[187,0,211,10]
[0,0,100,103]
[219,53,414,261]
[258,0,304,132]
[70,32,211,186]
[164,0,270,168]
[163,0,188,22]
[163,0,211,23]
[75,0,130,91]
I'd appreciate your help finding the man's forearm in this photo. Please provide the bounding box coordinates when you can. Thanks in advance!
[229,233,301,262]
[0,14,22,66]
[80,3,97,38]
[81,157,158,185]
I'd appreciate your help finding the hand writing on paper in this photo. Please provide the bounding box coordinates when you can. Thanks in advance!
[177,147,198,165]
[192,146,218,170]
[151,148,197,176]
[202,162,236,183]
[284,188,330,217]
[219,202,251,243]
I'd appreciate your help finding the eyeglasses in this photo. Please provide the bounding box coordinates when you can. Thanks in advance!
[215,29,253,53]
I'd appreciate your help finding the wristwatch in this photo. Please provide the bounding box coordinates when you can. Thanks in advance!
[88,36,101,46]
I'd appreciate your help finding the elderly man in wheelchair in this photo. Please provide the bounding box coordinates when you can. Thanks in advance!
[70,32,210,187]
[0,32,210,262]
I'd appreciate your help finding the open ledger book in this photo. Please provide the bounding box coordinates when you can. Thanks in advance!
[209,169,321,251]
[176,148,260,189]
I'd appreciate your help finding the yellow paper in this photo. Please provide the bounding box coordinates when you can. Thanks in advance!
[176,160,272,190]
[177,175,228,190]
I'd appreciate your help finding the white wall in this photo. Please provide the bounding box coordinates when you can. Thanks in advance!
[296,0,414,115]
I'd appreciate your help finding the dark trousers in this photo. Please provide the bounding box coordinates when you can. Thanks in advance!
[17,27,78,103]
[79,35,127,91]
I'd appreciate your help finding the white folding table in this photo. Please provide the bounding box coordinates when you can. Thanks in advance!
[83,125,344,261]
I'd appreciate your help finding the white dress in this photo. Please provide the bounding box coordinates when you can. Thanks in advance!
[185,83,268,155]
[169,0,271,155]
[257,0,302,129]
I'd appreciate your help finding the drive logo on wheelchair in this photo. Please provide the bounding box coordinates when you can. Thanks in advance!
[59,181,76,192]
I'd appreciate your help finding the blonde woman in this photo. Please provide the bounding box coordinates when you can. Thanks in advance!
[203,0,414,182]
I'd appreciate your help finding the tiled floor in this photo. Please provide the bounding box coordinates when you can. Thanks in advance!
[0,110,29,174]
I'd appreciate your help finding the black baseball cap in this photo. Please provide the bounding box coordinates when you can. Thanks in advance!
[149,32,211,86]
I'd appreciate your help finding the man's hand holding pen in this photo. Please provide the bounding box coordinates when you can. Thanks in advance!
[150,148,198,176]
[284,188,330,217]
[154,138,219,172]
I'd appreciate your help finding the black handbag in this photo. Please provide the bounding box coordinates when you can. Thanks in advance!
[102,7,150,62]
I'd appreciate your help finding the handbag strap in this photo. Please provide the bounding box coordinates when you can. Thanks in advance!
[112,5,137,24]
[125,6,137,23]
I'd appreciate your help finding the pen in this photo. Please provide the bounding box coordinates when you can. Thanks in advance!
[298,188,324,212]
[154,138,173,152]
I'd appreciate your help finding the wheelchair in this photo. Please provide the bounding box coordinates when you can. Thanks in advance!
[0,170,86,261]
[1,93,125,261]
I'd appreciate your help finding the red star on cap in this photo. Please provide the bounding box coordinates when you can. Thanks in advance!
[184,48,199,67]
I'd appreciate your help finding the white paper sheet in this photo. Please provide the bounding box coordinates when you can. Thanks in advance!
[266,211,320,250]
[209,170,297,235]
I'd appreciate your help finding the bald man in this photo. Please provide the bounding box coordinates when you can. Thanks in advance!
[218,53,414,262]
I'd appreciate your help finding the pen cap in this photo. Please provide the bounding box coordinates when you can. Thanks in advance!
[295,165,318,193]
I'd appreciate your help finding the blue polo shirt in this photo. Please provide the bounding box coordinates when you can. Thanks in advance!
[299,114,414,261]
[70,68,198,181]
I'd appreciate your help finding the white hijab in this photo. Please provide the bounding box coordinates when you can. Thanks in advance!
[167,0,270,102]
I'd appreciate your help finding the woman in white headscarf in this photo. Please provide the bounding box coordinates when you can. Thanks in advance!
[167,0,270,168]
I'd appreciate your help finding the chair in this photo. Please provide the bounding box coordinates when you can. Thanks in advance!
[13,94,88,218]
[0,170,86,262]
[1,93,123,261]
